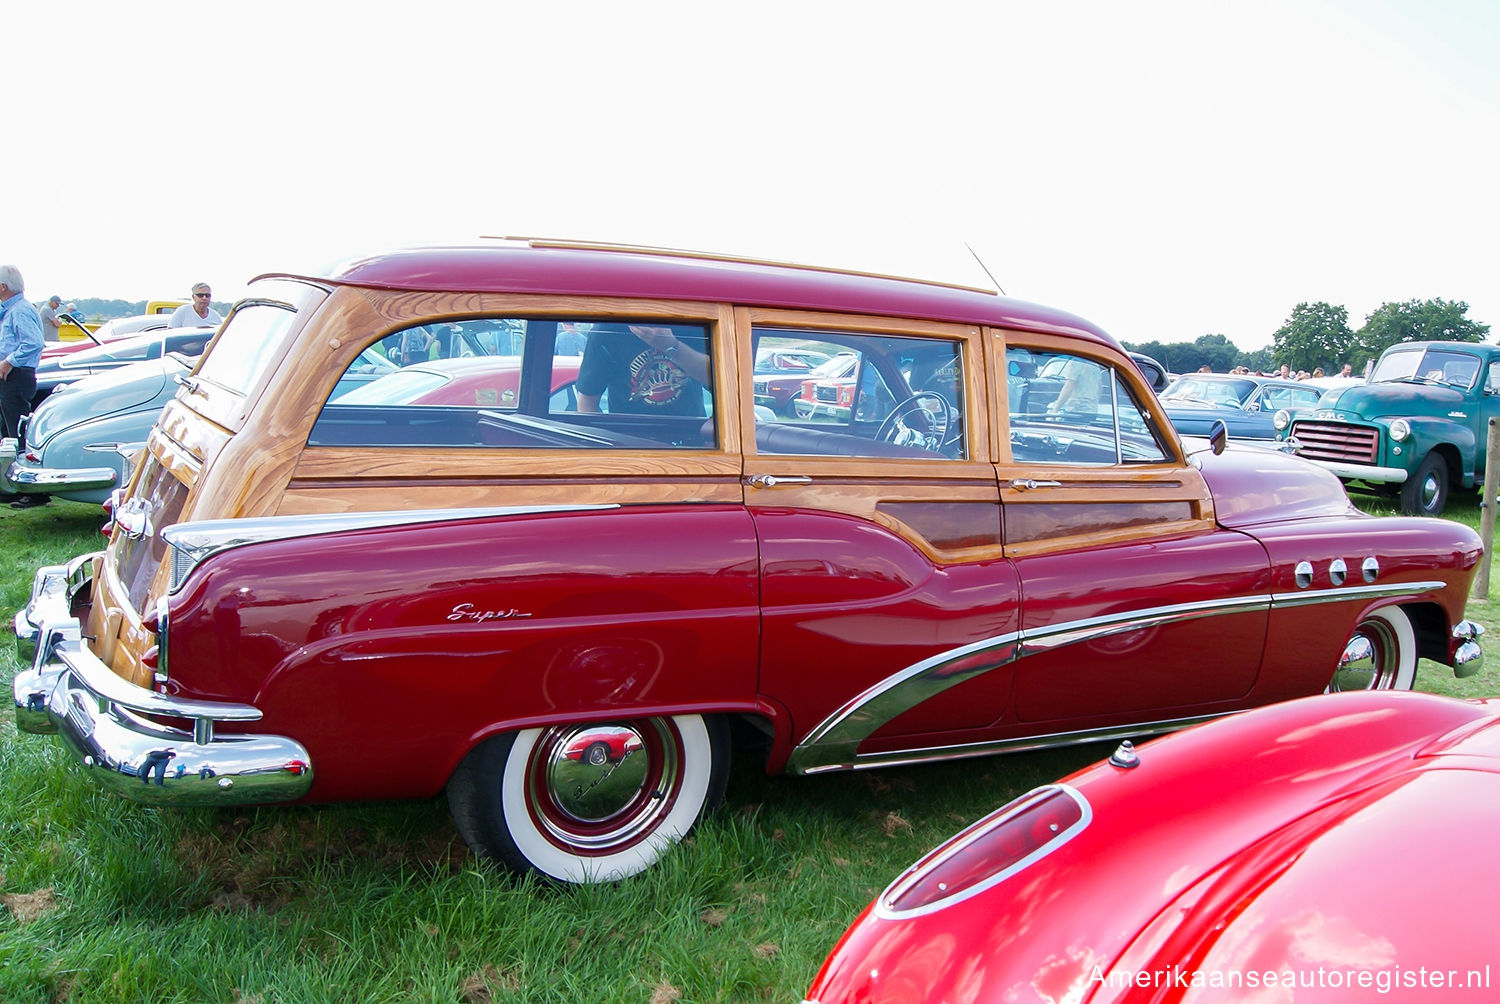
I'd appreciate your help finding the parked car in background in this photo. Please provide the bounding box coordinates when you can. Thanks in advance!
[333,355,582,410]
[803,689,1497,1004]
[31,327,216,409]
[754,346,831,374]
[13,239,1483,887]
[1277,340,1500,516]
[1159,372,1323,443]
[2,354,196,506]
[756,350,856,416]
[44,313,172,359]
[1127,351,1170,393]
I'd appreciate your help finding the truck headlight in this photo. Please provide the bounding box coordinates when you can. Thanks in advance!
[1390,419,1411,442]
[1273,409,1291,432]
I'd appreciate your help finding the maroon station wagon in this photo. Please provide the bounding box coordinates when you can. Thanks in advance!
[13,238,1485,884]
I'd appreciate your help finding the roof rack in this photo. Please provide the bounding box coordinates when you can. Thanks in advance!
[485,235,999,297]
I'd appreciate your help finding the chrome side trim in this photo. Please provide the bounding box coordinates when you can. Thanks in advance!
[785,580,1448,775]
[163,504,619,592]
[1267,579,1443,609]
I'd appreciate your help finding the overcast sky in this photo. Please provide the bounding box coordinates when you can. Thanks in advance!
[5,0,1496,351]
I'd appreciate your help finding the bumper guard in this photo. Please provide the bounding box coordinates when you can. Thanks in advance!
[12,556,313,805]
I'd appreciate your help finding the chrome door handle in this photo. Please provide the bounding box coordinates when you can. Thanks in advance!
[746,474,813,488]
[1010,479,1062,490]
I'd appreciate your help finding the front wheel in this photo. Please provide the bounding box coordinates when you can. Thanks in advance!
[1400,452,1449,516]
[447,715,730,883]
[1327,607,1417,693]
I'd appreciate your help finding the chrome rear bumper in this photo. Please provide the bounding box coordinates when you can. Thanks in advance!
[13,557,313,805]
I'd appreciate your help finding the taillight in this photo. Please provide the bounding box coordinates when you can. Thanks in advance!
[140,595,169,680]
[878,784,1090,917]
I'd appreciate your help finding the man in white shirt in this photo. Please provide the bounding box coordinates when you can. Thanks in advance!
[168,283,223,327]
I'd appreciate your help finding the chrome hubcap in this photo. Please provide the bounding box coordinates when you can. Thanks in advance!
[1420,474,1441,511]
[1331,619,1396,691]
[530,720,680,853]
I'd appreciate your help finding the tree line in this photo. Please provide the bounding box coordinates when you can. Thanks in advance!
[66,296,229,319]
[1123,298,1490,376]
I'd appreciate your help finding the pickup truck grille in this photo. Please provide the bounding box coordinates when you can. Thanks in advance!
[815,385,838,403]
[1290,421,1379,463]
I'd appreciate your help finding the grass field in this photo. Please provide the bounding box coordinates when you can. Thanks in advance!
[1,493,1495,1003]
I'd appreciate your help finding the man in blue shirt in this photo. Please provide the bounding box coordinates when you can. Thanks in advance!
[0,263,46,441]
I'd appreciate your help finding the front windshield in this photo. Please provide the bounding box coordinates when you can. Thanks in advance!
[1369,347,1480,389]
[1160,376,1255,407]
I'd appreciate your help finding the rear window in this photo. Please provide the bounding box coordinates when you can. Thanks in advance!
[195,302,299,396]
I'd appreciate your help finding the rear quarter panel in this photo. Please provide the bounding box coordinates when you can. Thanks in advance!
[160,505,760,802]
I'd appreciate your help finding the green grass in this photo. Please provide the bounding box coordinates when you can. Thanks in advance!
[2,493,1497,1003]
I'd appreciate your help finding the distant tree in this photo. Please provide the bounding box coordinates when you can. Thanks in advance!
[71,297,140,320]
[1123,335,1262,375]
[1192,333,1240,373]
[1271,302,1355,375]
[1240,347,1274,373]
[1355,298,1491,366]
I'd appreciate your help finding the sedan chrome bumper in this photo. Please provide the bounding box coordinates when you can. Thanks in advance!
[6,457,119,493]
[13,557,314,805]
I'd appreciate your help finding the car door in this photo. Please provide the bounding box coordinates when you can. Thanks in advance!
[740,310,1023,774]
[999,334,1271,730]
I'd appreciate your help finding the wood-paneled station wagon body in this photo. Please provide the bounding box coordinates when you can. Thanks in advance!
[14,239,1485,883]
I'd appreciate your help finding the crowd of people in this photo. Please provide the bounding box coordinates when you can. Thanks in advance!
[1202,362,1356,381]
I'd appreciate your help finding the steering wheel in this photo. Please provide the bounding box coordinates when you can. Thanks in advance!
[877,392,952,450]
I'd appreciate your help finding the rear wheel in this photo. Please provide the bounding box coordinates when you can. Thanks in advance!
[1400,452,1449,516]
[1328,607,1417,693]
[447,715,729,883]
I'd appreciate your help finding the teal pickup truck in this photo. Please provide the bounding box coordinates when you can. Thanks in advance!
[1275,341,1500,516]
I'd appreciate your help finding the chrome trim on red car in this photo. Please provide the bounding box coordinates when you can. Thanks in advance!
[161,504,619,591]
[786,580,1448,775]
[875,784,1091,920]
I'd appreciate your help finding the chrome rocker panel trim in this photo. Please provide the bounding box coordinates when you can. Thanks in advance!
[13,557,313,806]
[785,579,1449,775]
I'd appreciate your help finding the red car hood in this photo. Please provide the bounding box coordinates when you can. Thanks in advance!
[805,693,1500,1004]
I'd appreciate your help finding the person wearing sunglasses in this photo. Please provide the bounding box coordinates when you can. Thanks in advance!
[168,282,223,328]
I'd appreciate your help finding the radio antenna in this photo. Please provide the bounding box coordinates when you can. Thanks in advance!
[965,242,1006,296]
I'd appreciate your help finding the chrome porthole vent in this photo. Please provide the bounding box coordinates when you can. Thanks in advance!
[1362,557,1380,583]
[1329,558,1348,586]
[1295,561,1314,589]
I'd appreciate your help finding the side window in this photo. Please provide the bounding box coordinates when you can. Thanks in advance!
[1006,347,1168,465]
[751,329,966,460]
[1488,360,1500,394]
[309,317,715,450]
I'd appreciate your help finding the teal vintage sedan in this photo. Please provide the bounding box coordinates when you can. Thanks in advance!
[3,353,196,506]
[1160,373,1323,444]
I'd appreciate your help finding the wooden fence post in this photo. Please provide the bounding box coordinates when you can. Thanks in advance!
[1474,418,1500,600]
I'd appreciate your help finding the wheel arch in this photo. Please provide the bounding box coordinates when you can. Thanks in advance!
[1400,599,1461,665]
